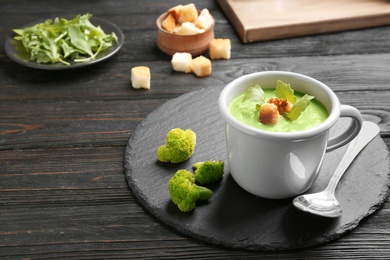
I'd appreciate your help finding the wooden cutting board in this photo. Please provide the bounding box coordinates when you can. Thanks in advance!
[217,0,390,43]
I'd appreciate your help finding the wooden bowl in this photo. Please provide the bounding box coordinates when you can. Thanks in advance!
[156,11,215,56]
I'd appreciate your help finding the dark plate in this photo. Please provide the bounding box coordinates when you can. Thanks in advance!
[4,17,124,70]
[124,85,390,251]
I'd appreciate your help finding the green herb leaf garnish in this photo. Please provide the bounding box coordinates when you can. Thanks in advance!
[275,80,297,104]
[243,84,265,104]
[285,94,315,121]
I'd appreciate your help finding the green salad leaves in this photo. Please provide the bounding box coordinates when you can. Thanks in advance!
[243,80,314,122]
[13,14,118,65]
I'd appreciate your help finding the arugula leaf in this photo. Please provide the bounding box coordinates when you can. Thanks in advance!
[59,39,74,58]
[275,80,297,104]
[285,94,315,121]
[68,25,94,57]
[243,84,265,104]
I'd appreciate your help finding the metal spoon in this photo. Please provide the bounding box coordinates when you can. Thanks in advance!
[293,121,380,218]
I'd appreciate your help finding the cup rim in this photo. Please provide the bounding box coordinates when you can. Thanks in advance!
[218,71,341,141]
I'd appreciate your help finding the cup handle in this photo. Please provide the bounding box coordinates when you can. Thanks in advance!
[326,105,363,152]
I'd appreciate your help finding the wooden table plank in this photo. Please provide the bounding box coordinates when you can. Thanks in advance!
[2,54,390,103]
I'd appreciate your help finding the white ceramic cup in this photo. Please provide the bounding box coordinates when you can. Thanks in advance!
[218,71,363,199]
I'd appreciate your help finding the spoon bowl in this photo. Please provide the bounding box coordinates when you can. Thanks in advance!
[293,121,380,217]
[293,190,342,217]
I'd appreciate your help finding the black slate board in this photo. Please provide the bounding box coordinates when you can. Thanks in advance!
[124,85,390,251]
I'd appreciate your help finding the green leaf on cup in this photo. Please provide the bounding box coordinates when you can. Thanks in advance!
[243,84,265,104]
[285,94,315,121]
[275,80,297,104]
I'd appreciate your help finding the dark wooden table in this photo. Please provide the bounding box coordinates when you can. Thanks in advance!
[1,0,389,258]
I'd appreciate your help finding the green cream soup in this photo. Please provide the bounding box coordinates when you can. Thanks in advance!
[229,88,329,132]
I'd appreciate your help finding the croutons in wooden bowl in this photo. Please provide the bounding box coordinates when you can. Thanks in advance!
[156,4,215,56]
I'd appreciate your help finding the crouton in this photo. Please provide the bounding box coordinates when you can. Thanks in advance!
[195,8,214,30]
[209,38,231,60]
[267,98,293,114]
[162,13,176,33]
[167,4,182,20]
[171,52,193,73]
[176,3,198,24]
[259,103,280,125]
[163,4,213,36]
[192,56,212,77]
[174,22,205,35]
[131,66,151,89]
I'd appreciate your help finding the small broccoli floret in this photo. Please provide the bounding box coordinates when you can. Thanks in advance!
[193,160,224,185]
[168,169,213,212]
[157,128,196,163]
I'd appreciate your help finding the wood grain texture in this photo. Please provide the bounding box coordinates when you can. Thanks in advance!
[217,0,390,42]
[1,0,390,258]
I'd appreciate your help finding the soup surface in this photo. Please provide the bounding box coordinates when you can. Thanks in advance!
[229,88,329,132]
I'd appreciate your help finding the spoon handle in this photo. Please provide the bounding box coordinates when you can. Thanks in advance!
[326,121,380,193]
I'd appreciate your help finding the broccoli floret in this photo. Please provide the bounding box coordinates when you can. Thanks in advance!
[192,160,224,185]
[168,169,213,212]
[157,128,196,163]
